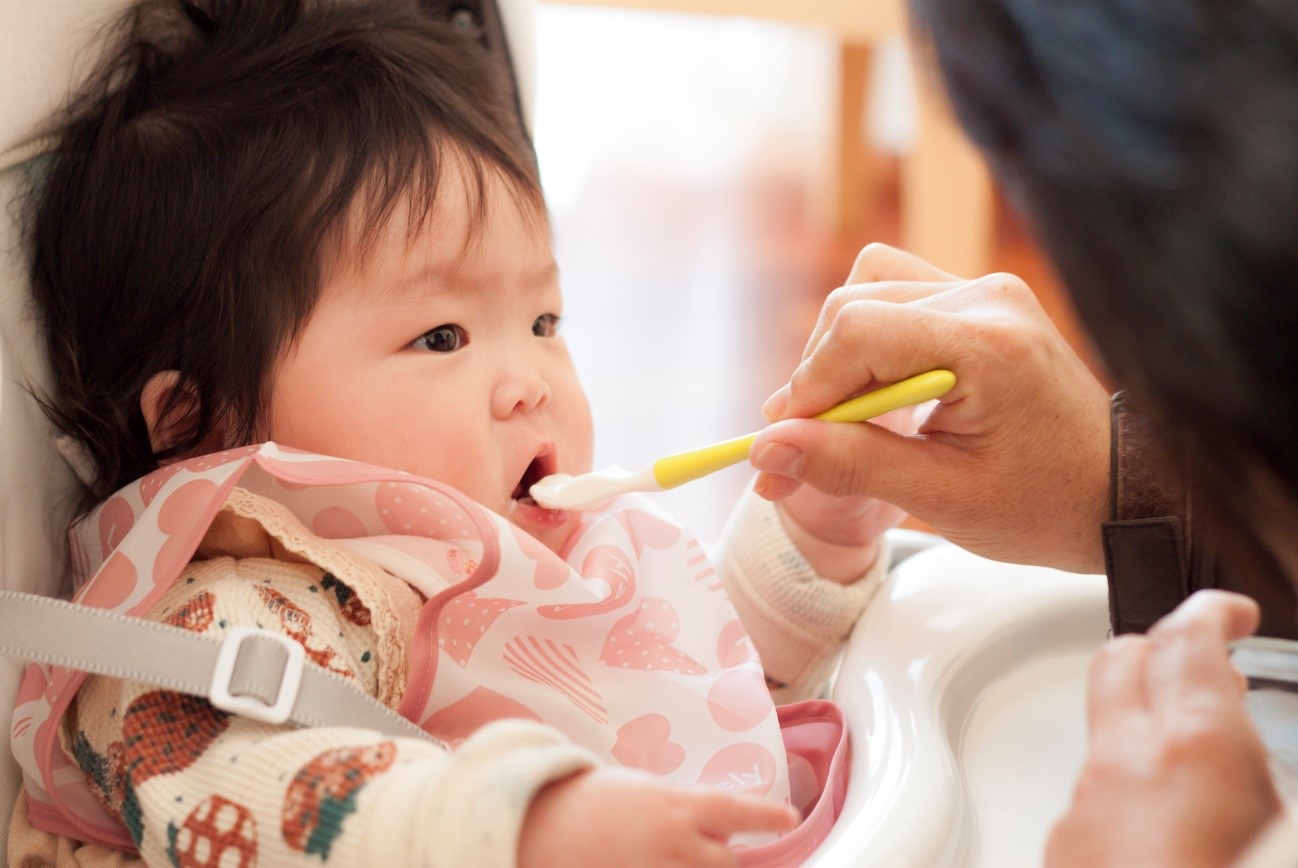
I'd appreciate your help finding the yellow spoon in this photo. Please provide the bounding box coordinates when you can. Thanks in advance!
[529,369,956,511]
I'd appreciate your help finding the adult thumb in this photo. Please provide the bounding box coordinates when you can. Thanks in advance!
[750,417,940,505]
[1151,590,1261,644]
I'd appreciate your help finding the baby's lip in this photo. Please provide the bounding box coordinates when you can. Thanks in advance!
[508,444,570,531]
[511,444,558,504]
[508,497,569,529]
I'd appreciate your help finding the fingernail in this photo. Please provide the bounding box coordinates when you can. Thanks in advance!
[752,441,803,476]
[762,386,791,420]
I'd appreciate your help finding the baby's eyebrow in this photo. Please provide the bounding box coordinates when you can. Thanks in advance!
[400,260,559,296]
[525,261,560,291]
[382,263,472,301]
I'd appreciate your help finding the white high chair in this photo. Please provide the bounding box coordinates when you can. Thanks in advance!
[0,1,1195,866]
[0,0,120,854]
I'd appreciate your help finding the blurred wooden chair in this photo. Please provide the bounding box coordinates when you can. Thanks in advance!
[541,0,994,277]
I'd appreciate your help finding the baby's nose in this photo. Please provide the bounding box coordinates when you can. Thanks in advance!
[491,368,551,419]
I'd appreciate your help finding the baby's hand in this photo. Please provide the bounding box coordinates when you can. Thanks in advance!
[761,407,914,583]
[517,767,799,867]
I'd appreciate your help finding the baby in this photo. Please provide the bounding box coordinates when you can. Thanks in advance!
[11,1,899,865]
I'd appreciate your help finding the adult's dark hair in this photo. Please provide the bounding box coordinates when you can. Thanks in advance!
[27,0,542,514]
[907,0,1298,560]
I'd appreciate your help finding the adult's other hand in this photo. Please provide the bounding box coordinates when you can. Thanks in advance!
[751,243,1111,572]
[1046,590,1281,867]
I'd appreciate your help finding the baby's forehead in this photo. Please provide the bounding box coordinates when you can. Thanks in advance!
[323,172,554,301]
[323,208,557,308]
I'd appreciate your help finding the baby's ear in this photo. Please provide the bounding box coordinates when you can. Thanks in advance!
[140,371,223,460]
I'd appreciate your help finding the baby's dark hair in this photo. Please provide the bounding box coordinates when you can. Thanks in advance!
[27,0,541,514]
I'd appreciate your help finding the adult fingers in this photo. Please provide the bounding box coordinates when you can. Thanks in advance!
[801,280,959,363]
[807,270,1043,366]
[752,403,929,505]
[844,242,962,285]
[766,300,966,422]
[1086,634,1151,738]
[1144,592,1260,709]
[752,470,803,501]
[1149,590,1261,644]
[750,417,954,509]
[768,271,1048,422]
[692,791,800,839]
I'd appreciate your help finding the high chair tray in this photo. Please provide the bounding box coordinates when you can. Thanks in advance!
[812,544,1110,867]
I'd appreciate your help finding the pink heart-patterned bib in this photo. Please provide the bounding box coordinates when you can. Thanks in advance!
[12,444,848,861]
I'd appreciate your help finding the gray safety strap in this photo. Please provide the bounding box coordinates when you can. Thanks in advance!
[0,590,434,742]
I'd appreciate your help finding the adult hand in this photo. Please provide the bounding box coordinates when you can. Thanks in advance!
[517,766,799,868]
[751,243,1112,572]
[774,406,912,583]
[1046,590,1281,867]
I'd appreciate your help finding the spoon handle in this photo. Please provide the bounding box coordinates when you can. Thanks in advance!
[650,369,957,490]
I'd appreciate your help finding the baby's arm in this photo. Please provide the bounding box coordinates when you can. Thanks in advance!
[713,489,889,703]
[519,765,798,867]
[69,557,596,866]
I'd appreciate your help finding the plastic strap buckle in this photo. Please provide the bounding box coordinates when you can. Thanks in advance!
[209,627,305,724]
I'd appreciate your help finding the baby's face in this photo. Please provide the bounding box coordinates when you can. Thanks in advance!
[266,166,593,553]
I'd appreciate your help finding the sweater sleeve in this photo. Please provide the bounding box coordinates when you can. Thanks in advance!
[712,488,888,703]
[67,556,597,868]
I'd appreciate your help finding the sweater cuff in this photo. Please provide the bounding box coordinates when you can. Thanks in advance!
[716,490,887,701]
[362,720,599,867]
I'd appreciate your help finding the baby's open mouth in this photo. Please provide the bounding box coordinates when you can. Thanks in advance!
[511,451,555,506]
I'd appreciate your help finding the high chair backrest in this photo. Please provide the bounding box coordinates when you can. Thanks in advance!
[1,1,135,855]
[0,0,537,856]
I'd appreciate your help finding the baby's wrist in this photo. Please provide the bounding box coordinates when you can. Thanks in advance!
[518,768,593,867]
[775,503,881,585]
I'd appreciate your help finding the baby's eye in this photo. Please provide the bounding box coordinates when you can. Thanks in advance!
[413,324,468,353]
[532,313,561,338]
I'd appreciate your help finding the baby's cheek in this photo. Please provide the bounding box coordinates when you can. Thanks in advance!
[562,393,596,471]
